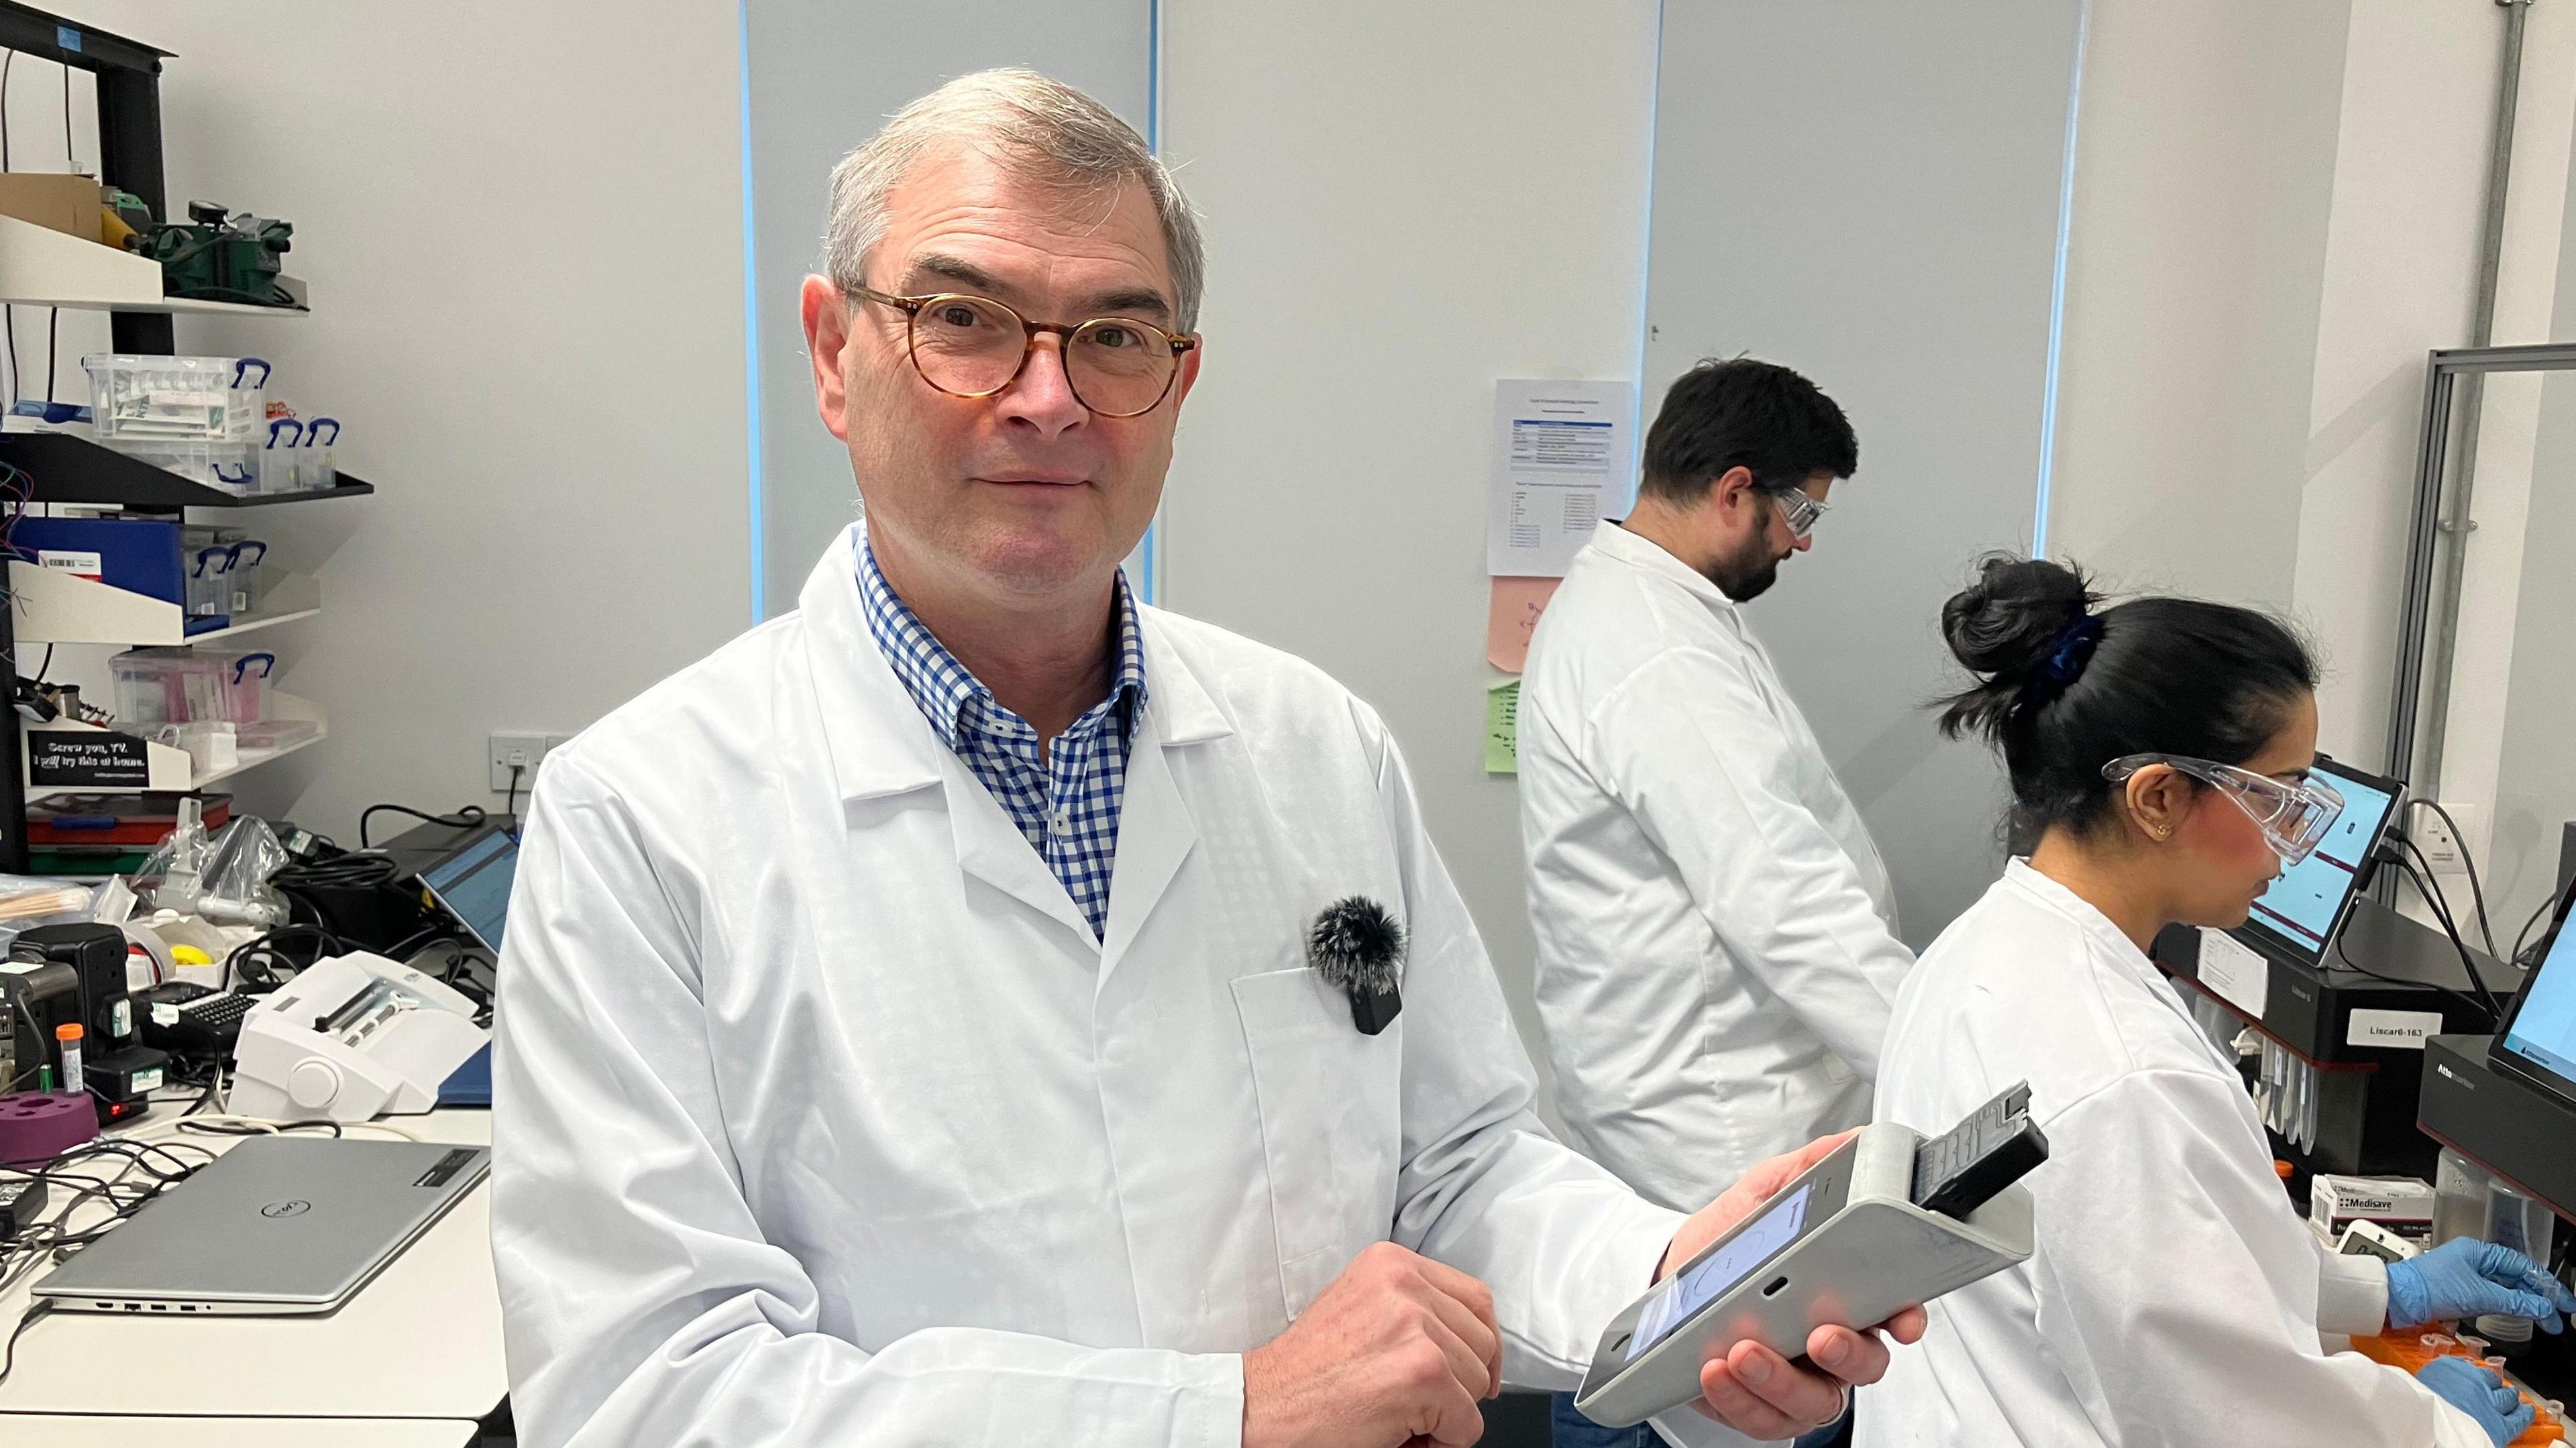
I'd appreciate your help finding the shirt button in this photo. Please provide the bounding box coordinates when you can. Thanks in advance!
[1050,810,1071,832]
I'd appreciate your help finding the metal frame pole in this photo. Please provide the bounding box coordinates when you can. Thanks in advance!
[2410,0,2532,795]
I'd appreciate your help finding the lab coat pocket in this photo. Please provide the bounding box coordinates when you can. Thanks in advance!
[1232,966,1403,1315]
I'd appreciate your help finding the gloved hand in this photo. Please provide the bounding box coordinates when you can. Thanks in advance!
[2415,1355,2535,1447]
[2385,1237,2576,1333]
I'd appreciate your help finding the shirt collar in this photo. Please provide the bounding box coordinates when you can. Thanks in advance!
[856,528,1149,750]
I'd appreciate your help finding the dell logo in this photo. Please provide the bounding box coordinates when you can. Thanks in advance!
[260,1200,311,1219]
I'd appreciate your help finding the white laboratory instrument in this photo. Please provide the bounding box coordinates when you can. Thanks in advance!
[1574,1084,2045,1427]
[228,951,486,1122]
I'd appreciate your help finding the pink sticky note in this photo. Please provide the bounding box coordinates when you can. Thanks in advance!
[1487,576,1564,673]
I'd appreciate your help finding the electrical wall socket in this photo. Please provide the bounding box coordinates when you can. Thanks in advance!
[2414,801,2483,875]
[488,732,556,792]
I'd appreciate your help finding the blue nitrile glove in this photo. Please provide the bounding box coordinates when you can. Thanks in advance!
[2385,1237,2576,1332]
[2415,1355,2534,1447]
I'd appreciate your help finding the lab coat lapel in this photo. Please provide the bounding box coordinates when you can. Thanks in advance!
[1099,611,1236,979]
[800,527,947,803]
[799,526,1095,944]
[949,759,1097,943]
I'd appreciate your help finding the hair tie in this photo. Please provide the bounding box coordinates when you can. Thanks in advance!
[2021,614,2102,710]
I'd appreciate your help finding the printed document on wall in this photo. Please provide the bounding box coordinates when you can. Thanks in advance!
[1487,380,1635,577]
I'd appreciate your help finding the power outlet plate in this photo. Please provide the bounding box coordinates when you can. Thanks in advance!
[2414,802,2483,875]
[489,732,553,792]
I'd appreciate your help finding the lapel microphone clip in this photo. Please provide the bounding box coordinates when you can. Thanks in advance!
[1307,896,1405,1036]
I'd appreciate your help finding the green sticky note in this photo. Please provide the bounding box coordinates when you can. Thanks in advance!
[1486,679,1519,775]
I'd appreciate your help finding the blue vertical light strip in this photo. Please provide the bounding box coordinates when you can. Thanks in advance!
[738,0,768,621]
[2031,0,2090,559]
[1137,0,1165,606]
[1626,0,1666,516]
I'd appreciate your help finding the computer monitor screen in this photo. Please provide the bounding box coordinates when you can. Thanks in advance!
[2241,759,2401,960]
[2500,897,2576,1102]
[416,827,517,952]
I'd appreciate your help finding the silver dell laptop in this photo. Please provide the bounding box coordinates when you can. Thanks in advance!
[35,1136,489,1316]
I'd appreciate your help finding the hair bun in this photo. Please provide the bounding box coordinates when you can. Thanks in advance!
[1943,556,2096,675]
[1936,556,2101,743]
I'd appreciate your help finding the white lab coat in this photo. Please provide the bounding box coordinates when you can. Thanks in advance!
[490,528,1760,1448]
[1519,522,1913,1211]
[1859,860,2489,1448]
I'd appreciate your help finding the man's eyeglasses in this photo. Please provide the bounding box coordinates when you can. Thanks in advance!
[1771,488,1829,541]
[849,284,1196,419]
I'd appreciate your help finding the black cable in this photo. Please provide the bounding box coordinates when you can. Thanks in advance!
[0,1300,51,1385]
[271,850,399,891]
[358,801,486,851]
[2393,855,2504,1025]
[504,765,524,837]
[2512,881,2569,968]
[5,989,51,1091]
[218,922,345,994]
[2406,803,2500,960]
[2332,930,2492,1025]
[3,50,18,410]
[34,58,73,413]
[31,643,50,683]
[173,1117,341,1140]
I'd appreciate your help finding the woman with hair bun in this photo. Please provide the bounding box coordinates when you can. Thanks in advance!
[1856,557,2572,1448]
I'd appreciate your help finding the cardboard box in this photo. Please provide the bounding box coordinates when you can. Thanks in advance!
[0,173,103,243]
[2311,1174,2436,1242]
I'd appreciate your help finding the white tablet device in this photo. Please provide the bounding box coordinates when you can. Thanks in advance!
[1573,1085,2045,1428]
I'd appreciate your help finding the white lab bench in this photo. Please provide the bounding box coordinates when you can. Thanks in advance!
[0,1105,506,1434]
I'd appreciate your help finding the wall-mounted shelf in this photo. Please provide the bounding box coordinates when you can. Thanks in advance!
[0,1,353,875]
[22,692,327,799]
[7,561,321,645]
[0,213,309,315]
[0,431,371,508]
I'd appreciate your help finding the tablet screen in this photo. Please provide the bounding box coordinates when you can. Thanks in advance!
[2502,910,2576,1095]
[2243,761,2398,958]
[1627,1184,1813,1361]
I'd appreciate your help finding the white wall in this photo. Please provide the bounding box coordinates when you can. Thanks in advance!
[1157,0,1660,1089]
[2293,0,2509,769]
[2413,17,2576,931]
[2046,0,2353,606]
[2390,5,2576,910]
[32,1,752,844]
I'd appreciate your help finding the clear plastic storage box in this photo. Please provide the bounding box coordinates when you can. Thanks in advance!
[83,355,270,441]
[260,416,337,493]
[106,438,262,494]
[111,648,277,726]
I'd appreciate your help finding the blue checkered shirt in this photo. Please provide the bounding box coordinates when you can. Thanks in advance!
[857,533,1148,940]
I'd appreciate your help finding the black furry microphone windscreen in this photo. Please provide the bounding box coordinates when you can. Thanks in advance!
[1307,897,1405,993]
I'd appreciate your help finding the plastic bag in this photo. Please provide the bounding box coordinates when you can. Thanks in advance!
[196,816,290,928]
[133,797,215,913]
[0,873,101,957]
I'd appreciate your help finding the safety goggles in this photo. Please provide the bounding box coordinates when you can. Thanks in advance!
[2099,753,2346,865]
[1771,488,1829,541]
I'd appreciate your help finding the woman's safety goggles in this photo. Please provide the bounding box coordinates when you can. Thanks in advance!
[2100,754,2347,865]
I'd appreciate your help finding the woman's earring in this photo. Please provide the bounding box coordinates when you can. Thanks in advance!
[2152,824,2173,840]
